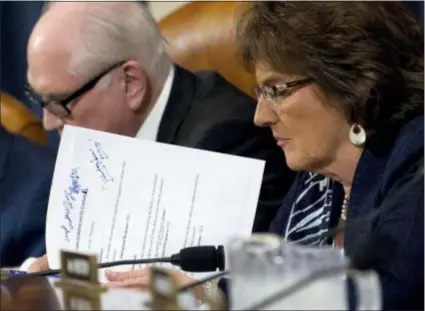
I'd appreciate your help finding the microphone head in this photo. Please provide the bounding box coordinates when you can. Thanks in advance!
[216,245,225,271]
[179,246,226,272]
[350,231,398,271]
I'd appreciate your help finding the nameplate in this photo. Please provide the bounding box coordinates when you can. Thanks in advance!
[60,250,98,284]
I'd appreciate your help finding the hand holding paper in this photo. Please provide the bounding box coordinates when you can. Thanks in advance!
[45,125,265,281]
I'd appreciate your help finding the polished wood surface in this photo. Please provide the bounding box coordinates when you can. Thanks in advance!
[159,2,256,98]
[0,274,226,310]
[1,91,48,145]
[1,275,62,310]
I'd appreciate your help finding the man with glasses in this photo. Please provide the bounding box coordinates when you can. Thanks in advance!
[23,2,295,271]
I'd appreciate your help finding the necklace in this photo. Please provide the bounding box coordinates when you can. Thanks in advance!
[340,194,349,221]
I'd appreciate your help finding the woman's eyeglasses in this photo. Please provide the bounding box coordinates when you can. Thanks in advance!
[25,61,125,118]
[254,77,314,104]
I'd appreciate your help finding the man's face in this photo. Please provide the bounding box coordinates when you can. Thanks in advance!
[26,4,147,137]
[27,56,134,136]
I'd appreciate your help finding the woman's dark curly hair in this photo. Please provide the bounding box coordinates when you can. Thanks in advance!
[236,1,423,148]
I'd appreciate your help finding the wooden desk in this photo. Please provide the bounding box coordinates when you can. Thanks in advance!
[1,275,61,310]
[1,274,225,310]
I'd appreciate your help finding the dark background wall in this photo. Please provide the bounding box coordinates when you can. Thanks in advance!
[1,2,44,107]
[0,1,60,149]
[0,1,423,150]
[406,1,424,28]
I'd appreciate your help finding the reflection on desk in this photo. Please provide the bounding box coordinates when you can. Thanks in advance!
[1,275,61,310]
[0,275,200,310]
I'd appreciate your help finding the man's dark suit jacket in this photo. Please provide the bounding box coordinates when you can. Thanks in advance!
[157,66,295,232]
[0,126,55,267]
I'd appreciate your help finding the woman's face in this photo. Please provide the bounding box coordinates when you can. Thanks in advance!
[254,62,351,172]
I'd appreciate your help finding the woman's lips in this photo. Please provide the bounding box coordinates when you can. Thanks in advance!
[274,137,289,147]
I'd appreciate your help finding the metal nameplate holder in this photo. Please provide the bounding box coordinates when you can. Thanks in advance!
[146,267,182,310]
[54,250,107,310]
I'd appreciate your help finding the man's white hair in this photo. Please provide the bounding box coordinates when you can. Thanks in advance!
[44,1,171,84]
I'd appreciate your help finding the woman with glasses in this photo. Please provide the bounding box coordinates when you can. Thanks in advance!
[235,2,423,310]
[106,2,423,309]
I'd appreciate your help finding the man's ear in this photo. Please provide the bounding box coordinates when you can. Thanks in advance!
[122,60,148,112]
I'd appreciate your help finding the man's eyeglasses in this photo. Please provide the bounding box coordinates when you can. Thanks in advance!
[25,61,125,118]
[254,77,314,104]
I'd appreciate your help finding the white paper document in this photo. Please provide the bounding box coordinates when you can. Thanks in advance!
[46,125,265,280]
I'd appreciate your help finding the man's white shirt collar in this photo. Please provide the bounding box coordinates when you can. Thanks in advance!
[135,65,175,141]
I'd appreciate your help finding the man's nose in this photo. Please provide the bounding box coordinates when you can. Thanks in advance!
[254,99,278,128]
[43,109,64,132]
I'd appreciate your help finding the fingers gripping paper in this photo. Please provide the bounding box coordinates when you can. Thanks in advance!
[46,125,265,280]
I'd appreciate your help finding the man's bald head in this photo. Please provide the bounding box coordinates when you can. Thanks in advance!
[26,1,172,138]
[28,3,87,87]
[28,1,169,85]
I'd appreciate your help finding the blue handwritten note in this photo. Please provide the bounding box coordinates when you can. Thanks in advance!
[61,168,88,243]
[89,139,114,189]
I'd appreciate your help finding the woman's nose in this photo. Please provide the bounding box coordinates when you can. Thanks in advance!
[254,99,278,127]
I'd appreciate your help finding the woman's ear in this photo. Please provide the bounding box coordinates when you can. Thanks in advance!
[122,60,149,112]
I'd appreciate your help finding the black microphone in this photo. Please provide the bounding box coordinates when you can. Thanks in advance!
[26,245,225,277]
[171,245,225,272]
